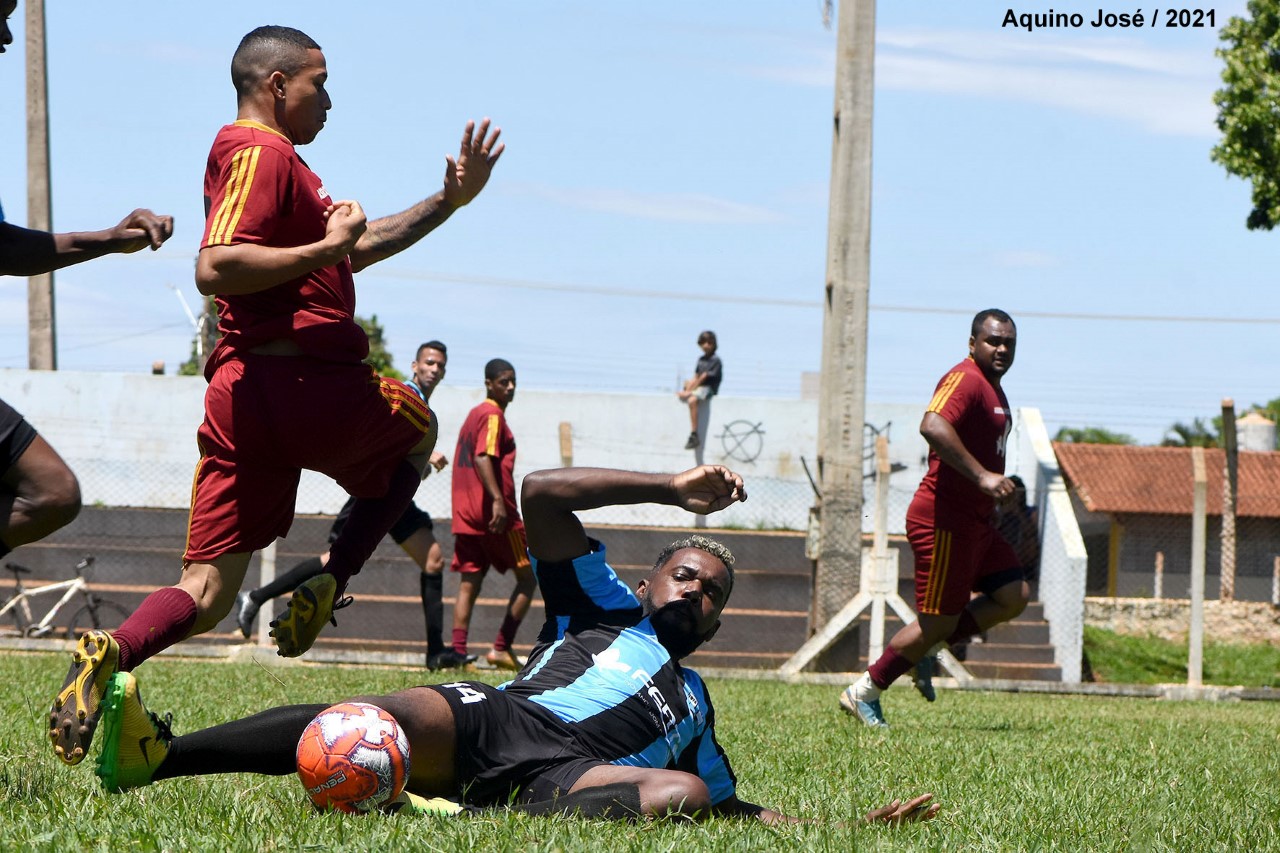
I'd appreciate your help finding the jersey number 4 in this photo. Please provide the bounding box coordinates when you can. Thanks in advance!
[443,683,487,705]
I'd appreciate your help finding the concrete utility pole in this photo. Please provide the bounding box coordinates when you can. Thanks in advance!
[813,0,875,632]
[1188,447,1207,688]
[1219,398,1237,601]
[26,0,56,370]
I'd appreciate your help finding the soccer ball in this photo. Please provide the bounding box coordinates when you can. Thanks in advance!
[296,702,411,813]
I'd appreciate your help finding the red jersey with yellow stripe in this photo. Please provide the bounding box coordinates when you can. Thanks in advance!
[200,120,367,372]
[451,399,519,535]
[913,356,1011,520]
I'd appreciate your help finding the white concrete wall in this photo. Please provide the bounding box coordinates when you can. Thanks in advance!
[1018,408,1087,683]
[0,367,1004,533]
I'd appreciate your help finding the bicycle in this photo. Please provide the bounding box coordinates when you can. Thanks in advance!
[0,555,132,640]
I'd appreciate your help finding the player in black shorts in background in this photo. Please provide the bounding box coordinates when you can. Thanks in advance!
[235,342,470,669]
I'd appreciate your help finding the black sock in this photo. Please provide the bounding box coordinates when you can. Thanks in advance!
[155,704,327,780]
[421,573,444,656]
[326,461,420,592]
[251,557,325,604]
[513,783,643,820]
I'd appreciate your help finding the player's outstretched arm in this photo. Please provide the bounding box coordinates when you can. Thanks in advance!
[348,118,503,273]
[0,209,173,277]
[522,466,747,563]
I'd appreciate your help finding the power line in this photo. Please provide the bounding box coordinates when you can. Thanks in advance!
[368,268,1280,325]
[136,255,1280,325]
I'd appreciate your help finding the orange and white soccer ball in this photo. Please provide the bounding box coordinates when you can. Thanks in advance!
[296,702,411,813]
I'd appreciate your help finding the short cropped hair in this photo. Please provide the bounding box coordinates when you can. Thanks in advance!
[697,330,717,351]
[485,358,515,380]
[231,26,321,100]
[417,341,447,358]
[971,309,1014,338]
[650,535,736,594]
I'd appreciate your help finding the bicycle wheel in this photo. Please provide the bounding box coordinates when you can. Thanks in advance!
[65,599,132,640]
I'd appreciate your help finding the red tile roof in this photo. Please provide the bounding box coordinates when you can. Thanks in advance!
[1053,443,1280,518]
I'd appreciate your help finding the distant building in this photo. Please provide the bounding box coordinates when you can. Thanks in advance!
[1053,443,1280,602]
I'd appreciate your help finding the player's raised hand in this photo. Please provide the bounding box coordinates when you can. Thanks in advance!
[864,793,940,825]
[443,118,504,209]
[111,209,175,253]
[671,465,747,515]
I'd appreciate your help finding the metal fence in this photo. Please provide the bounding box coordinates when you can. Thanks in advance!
[27,362,1270,676]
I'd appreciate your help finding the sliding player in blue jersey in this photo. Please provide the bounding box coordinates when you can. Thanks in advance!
[94,464,938,824]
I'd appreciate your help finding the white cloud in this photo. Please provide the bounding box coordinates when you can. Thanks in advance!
[740,27,1222,138]
[508,182,784,225]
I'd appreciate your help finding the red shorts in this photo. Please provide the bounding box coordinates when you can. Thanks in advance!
[184,353,432,562]
[906,494,1021,616]
[451,523,530,575]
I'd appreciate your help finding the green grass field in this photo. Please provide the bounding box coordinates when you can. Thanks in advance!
[4,651,1277,851]
[1084,626,1280,688]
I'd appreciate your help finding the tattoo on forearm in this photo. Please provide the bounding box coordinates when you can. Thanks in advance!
[359,198,453,261]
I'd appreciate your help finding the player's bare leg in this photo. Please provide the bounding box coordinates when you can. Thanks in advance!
[487,562,535,670]
[962,578,1030,633]
[178,553,254,635]
[452,568,487,657]
[349,686,459,797]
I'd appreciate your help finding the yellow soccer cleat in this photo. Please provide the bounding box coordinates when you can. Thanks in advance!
[95,671,174,793]
[270,573,349,658]
[49,629,120,765]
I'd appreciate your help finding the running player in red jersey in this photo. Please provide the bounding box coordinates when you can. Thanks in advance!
[842,309,1029,728]
[49,24,503,767]
[449,359,534,670]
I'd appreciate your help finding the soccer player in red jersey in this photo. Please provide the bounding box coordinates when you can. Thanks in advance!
[842,309,1029,727]
[449,359,534,670]
[49,24,503,767]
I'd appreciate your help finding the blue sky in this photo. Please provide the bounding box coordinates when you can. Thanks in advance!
[0,1,1273,444]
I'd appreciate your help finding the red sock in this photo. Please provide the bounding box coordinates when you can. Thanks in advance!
[493,614,522,653]
[113,587,198,671]
[867,646,914,691]
[452,628,469,656]
[946,610,982,646]
[325,461,420,593]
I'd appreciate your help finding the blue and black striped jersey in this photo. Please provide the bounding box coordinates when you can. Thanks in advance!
[500,539,737,805]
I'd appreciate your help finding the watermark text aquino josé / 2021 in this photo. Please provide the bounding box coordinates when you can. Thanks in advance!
[1003,9,1216,32]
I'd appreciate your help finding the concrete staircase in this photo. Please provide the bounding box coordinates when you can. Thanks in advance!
[846,593,1061,681]
[12,507,1064,680]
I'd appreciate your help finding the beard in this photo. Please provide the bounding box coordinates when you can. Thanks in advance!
[646,597,705,660]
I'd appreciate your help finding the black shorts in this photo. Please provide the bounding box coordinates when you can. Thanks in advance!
[328,497,433,546]
[0,398,39,477]
[428,681,604,806]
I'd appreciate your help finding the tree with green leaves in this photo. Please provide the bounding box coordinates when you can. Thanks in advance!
[356,314,405,381]
[1213,1,1280,229]
[1053,426,1137,445]
[1161,417,1220,448]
